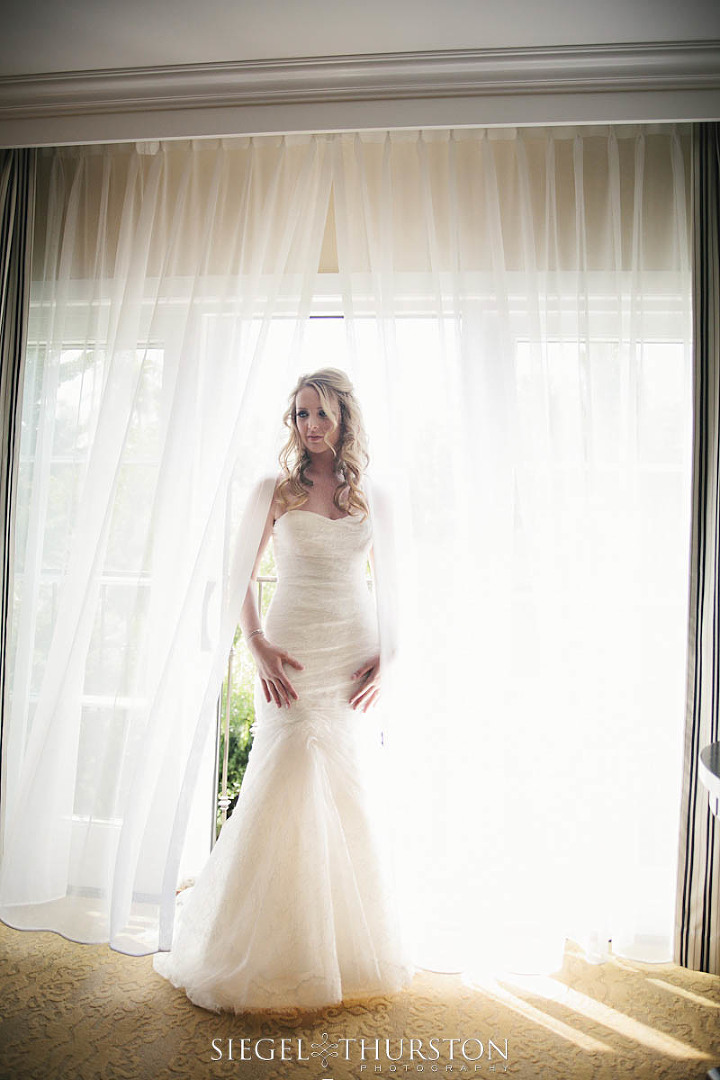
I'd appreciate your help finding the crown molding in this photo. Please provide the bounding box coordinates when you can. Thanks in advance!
[3,41,720,115]
[1,40,719,146]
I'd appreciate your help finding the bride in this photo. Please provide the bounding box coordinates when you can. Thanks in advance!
[153,368,413,1012]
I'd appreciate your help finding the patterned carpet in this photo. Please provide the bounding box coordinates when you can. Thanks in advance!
[1,920,719,1080]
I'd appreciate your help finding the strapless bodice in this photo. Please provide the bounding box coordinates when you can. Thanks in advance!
[272,509,372,590]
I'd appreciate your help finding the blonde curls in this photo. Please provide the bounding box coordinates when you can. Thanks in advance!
[277,368,370,519]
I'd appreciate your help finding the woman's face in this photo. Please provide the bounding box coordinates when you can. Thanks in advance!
[294,385,341,456]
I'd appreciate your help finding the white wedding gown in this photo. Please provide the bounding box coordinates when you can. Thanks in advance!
[153,508,413,1012]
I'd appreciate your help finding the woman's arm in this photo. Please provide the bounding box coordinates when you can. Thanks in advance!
[349,653,380,712]
[239,487,304,709]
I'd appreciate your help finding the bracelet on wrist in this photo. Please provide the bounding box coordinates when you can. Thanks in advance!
[247,628,265,642]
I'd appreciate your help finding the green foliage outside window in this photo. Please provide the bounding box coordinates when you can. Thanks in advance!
[215,542,277,834]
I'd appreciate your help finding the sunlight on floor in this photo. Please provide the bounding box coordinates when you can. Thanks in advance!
[647,977,720,1010]
[464,972,612,1053]
[467,970,712,1062]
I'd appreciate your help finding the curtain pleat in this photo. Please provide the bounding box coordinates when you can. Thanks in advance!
[0,148,35,820]
[675,122,720,975]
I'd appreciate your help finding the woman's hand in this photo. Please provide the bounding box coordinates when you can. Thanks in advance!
[350,653,380,712]
[249,634,304,709]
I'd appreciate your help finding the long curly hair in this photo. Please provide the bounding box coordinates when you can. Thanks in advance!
[277,368,370,518]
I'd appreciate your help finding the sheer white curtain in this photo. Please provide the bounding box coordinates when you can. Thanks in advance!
[0,136,332,953]
[0,127,692,973]
[330,126,693,972]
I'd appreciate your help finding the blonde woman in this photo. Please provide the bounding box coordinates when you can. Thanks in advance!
[154,368,412,1012]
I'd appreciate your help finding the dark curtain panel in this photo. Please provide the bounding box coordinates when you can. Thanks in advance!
[675,122,720,975]
[0,149,36,808]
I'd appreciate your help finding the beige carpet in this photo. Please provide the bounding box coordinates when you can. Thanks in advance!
[1,920,719,1080]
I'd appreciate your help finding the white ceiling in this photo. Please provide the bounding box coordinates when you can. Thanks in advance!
[2,0,720,77]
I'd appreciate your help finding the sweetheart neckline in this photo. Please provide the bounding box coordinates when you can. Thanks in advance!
[274,508,360,525]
